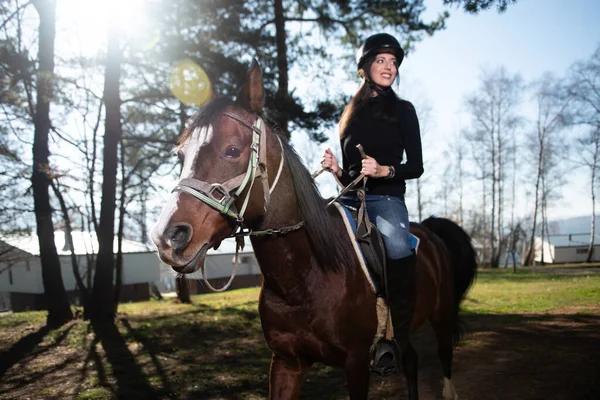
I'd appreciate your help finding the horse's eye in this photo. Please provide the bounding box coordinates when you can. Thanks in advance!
[177,149,185,162]
[224,146,241,159]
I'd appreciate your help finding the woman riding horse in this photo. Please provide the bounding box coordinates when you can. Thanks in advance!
[151,60,476,400]
[322,33,423,375]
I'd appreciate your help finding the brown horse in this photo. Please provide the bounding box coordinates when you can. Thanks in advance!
[151,60,477,400]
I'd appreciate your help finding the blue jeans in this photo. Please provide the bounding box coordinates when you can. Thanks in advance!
[340,194,413,260]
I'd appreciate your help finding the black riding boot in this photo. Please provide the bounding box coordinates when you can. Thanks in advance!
[371,253,417,376]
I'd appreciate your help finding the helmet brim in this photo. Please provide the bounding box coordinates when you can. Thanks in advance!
[358,46,405,69]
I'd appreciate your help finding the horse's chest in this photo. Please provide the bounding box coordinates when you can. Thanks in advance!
[259,303,346,364]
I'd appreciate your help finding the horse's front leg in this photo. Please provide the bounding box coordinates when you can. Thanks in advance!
[269,354,310,400]
[344,350,371,400]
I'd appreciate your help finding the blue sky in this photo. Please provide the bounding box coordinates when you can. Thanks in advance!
[406,0,600,131]
[406,0,600,220]
[305,0,600,222]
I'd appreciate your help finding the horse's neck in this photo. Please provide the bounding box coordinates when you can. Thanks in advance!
[249,168,315,304]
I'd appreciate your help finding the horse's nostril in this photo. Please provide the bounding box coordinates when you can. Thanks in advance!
[166,223,193,251]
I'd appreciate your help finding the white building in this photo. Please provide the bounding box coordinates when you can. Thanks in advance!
[0,231,160,312]
[534,234,600,264]
[157,238,262,295]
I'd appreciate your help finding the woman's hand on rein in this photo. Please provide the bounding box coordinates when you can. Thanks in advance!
[322,148,341,177]
[361,156,387,178]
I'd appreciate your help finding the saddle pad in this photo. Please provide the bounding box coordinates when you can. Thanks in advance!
[338,203,368,265]
[410,232,420,253]
[332,202,377,293]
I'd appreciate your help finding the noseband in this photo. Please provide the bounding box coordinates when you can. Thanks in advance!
[172,112,285,229]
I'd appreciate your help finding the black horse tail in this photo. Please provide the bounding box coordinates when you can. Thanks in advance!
[421,216,477,343]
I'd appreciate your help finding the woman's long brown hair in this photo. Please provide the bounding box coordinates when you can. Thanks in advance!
[339,56,401,139]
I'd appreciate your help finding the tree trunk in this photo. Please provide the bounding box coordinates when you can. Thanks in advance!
[540,175,548,265]
[87,28,122,320]
[481,177,487,265]
[544,203,554,263]
[586,138,598,263]
[273,0,289,137]
[524,137,543,266]
[176,275,191,304]
[32,0,73,328]
[114,141,126,309]
[416,178,423,222]
[457,147,464,225]
[50,180,89,308]
[490,128,498,268]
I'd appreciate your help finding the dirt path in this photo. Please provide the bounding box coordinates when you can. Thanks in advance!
[299,308,600,399]
[367,308,600,399]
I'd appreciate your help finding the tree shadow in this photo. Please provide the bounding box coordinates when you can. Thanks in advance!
[89,318,159,399]
[0,326,51,379]
[121,318,177,399]
[119,304,270,399]
[0,323,75,398]
[0,323,74,379]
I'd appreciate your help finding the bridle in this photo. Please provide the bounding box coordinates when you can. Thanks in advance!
[172,111,285,228]
[169,111,298,292]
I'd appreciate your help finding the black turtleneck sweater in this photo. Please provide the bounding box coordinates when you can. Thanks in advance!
[339,95,424,198]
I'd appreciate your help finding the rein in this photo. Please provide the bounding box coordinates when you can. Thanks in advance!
[314,144,372,239]
[171,112,300,292]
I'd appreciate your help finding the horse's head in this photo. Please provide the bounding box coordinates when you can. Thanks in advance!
[151,60,279,273]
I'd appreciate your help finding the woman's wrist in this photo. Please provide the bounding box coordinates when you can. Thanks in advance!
[382,165,395,179]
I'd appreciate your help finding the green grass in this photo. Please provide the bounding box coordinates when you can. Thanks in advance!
[0,310,46,330]
[463,268,600,314]
[75,387,113,400]
[1,267,599,399]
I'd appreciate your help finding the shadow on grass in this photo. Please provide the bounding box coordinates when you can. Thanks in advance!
[121,318,177,399]
[89,319,160,399]
[0,323,74,379]
[120,303,271,399]
[0,326,51,379]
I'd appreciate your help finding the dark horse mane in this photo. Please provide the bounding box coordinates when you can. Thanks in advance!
[279,135,358,272]
[183,97,357,273]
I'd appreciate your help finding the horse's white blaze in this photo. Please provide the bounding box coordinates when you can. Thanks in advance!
[152,192,182,240]
[180,125,213,179]
[443,377,458,400]
[153,125,213,237]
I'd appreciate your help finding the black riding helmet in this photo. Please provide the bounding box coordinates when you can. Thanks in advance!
[356,33,405,70]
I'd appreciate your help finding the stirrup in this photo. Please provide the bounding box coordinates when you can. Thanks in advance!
[370,339,400,376]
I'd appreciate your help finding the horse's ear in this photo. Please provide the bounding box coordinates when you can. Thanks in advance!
[236,59,264,112]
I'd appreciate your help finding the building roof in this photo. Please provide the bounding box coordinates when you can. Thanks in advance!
[207,238,254,255]
[0,231,151,256]
[0,231,254,258]
[544,234,600,248]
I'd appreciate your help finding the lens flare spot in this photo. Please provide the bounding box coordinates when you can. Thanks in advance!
[169,59,212,106]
